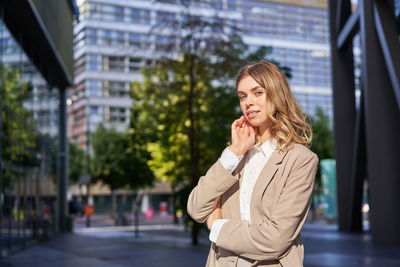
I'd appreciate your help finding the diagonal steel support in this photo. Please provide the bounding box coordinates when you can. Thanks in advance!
[373,0,400,110]
[337,6,360,50]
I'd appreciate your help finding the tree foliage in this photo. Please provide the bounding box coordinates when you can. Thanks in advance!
[90,124,154,191]
[68,142,86,184]
[310,107,334,186]
[0,67,39,186]
[90,123,154,219]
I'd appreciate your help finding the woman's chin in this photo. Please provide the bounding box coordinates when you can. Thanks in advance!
[248,120,262,127]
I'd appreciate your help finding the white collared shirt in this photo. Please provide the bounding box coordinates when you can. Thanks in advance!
[209,139,276,243]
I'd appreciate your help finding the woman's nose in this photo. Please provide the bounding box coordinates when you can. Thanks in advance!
[245,97,254,109]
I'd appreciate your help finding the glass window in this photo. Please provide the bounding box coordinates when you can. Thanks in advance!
[129,57,142,71]
[143,10,151,24]
[128,32,141,48]
[86,54,98,70]
[129,8,141,23]
[156,11,176,24]
[116,31,125,46]
[115,6,124,21]
[91,106,98,113]
[86,28,97,44]
[108,56,125,71]
[102,30,112,45]
[155,35,172,50]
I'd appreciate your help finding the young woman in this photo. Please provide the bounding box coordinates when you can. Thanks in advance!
[187,61,318,267]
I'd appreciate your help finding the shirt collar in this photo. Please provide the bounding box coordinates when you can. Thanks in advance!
[258,138,277,157]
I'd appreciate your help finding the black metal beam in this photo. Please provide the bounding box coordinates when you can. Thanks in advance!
[58,88,68,233]
[360,0,400,244]
[0,0,73,89]
[336,0,344,32]
[373,0,400,109]
[348,93,366,232]
[337,6,360,50]
[329,0,358,232]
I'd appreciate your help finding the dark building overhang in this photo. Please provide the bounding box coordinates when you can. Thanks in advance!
[0,0,77,89]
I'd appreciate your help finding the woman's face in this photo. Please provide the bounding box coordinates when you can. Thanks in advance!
[237,75,271,130]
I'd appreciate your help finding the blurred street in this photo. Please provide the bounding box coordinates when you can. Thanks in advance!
[1,214,400,267]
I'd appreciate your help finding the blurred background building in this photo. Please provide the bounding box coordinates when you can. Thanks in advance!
[0,24,60,137]
[0,0,77,256]
[69,0,332,149]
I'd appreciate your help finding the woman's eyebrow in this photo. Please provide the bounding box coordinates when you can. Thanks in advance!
[237,86,263,94]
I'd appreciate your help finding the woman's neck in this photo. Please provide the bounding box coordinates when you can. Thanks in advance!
[258,122,273,143]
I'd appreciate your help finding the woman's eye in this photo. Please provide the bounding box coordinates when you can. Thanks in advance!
[255,91,263,96]
[239,95,246,100]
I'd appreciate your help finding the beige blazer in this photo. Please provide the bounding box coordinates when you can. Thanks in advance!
[187,144,318,267]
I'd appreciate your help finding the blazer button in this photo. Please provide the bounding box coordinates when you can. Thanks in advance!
[216,253,220,260]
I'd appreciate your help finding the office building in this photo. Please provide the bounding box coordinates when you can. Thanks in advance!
[70,0,332,148]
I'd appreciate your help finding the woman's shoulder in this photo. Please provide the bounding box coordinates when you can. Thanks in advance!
[285,143,318,162]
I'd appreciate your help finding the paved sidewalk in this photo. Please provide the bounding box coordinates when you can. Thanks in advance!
[302,224,400,267]
[1,216,400,267]
[0,224,210,267]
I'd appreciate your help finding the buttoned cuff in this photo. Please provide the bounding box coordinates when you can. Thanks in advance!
[219,147,244,174]
[209,219,228,243]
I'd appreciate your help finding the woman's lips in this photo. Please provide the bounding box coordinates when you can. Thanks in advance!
[247,111,259,119]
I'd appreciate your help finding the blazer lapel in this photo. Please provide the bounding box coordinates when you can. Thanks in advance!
[232,151,249,187]
[250,148,288,219]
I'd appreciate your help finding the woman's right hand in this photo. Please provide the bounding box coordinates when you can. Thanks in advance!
[229,116,256,156]
[207,198,222,230]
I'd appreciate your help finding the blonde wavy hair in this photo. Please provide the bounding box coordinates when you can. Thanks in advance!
[236,60,312,151]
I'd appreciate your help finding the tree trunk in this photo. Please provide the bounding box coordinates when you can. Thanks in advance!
[110,190,116,220]
[132,190,142,237]
[188,54,199,245]
[171,187,178,225]
[191,218,199,245]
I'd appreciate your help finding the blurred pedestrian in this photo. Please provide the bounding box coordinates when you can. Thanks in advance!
[187,61,318,267]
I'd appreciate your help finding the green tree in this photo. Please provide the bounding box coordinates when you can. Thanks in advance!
[1,67,39,187]
[309,107,334,221]
[68,142,85,184]
[91,124,154,219]
[310,106,334,210]
[311,107,334,186]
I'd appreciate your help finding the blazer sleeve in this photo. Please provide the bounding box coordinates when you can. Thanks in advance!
[187,159,239,223]
[215,150,318,261]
